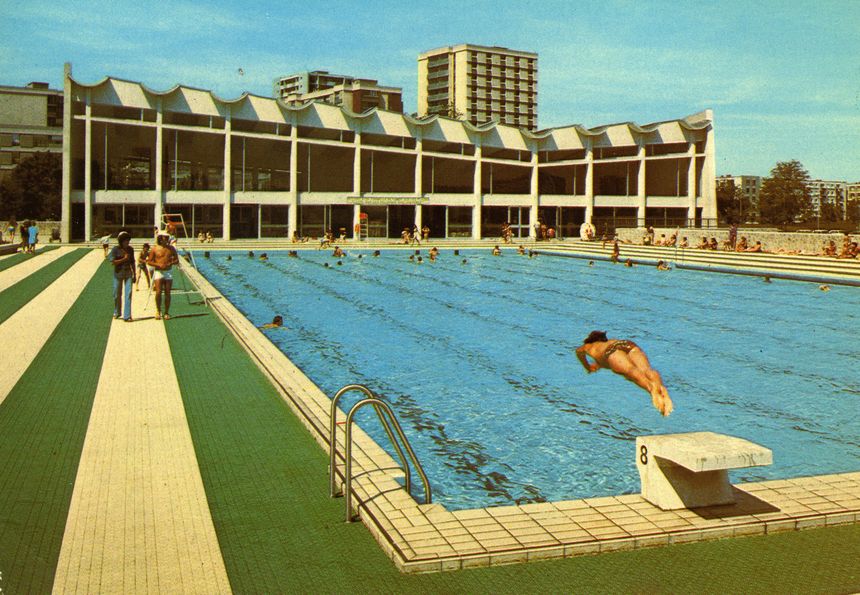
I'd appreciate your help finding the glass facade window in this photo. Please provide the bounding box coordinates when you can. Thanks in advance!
[447,206,472,237]
[162,129,224,191]
[261,205,290,238]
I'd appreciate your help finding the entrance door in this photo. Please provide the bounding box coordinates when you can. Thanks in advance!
[329,204,354,240]
[387,205,415,238]
[71,203,85,241]
[421,205,446,238]
[230,205,258,239]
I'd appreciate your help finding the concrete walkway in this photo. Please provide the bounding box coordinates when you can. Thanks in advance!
[52,290,231,594]
[0,250,102,406]
[0,247,77,292]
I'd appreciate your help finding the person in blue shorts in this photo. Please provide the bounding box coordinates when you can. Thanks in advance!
[27,220,38,253]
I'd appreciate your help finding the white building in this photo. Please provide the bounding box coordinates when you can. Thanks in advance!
[61,65,717,242]
[274,71,403,113]
[807,179,848,219]
[716,174,762,221]
[418,44,538,130]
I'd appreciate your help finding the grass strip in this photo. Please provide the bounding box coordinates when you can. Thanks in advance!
[0,262,113,594]
[166,271,860,594]
[0,245,60,272]
[0,248,89,324]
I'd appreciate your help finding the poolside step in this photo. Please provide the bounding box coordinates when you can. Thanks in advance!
[636,432,772,510]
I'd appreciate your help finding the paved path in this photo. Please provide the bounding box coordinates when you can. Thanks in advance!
[0,250,103,406]
[0,247,77,292]
[52,292,231,594]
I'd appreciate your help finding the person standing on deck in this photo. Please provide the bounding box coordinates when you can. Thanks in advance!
[109,231,136,321]
[575,330,673,416]
[146,232,179,320]
[27,221,38,253]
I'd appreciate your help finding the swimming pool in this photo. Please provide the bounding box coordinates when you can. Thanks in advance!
[193,249,860,510]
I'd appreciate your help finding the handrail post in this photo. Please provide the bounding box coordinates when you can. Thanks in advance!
[330,384,412,498]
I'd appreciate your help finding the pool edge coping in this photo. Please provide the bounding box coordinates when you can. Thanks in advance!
[179,257,860,575]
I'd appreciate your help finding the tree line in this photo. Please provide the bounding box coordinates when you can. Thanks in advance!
[718,160,857,227]
[0,153,62,221]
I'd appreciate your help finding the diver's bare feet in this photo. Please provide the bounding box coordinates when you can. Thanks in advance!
[650,387,664,415]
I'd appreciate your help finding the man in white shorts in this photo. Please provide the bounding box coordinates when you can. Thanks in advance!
[146,232,179,320]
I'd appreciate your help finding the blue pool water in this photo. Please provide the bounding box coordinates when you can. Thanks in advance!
[193,249,860,510]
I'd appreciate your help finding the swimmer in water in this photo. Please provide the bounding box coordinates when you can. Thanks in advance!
[819,284,830,292]
[226,255,232,261]
[517,245,525,255]
[575,330,673,416]
[461,259,467,264]
[763,276,771,283]
[260,315,285,329]
[588,261,594,267]
[492,245,501,256]
[260,253,268,261]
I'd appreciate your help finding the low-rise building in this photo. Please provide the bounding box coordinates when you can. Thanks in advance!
[274,71,402,113]
[807,179,848,219]
[61,65,716,243]
[716,174,762,221]
[0,82,63,183]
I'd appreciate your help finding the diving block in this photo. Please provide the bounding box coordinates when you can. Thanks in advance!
[636,432,772,510]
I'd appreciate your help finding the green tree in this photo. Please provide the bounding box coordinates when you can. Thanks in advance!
[716,178,752,224]
[818,187,842,225]
[758,160,812,225]
[0,153,62,220]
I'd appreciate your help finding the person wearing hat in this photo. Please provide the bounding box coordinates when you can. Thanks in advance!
[146,231,179,320]
[109,231,136,321]
[575,330,673,416]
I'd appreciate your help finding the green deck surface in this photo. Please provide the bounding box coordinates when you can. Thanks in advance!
[0,245,59,272]
[164,271,860,594]
[0,248,89,324]
[0,262,113,594]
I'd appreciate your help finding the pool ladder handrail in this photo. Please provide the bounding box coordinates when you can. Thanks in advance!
[329,384,432,522]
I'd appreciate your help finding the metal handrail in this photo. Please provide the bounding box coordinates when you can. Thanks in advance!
[343,398,432,522]
[329,384,411,498]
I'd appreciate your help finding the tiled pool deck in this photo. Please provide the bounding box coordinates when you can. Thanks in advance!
[1,243,859,593]
[182,254,860,574]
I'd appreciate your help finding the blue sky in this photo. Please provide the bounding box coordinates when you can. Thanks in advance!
[1,0,858,180]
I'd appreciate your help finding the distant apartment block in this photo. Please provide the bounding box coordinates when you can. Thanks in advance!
[716,174,762,221]
[273,71,403,113]
[417,44,537,130]
[0,82,63,183]
[807,179,848,218]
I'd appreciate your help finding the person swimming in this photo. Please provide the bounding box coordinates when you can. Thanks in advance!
[575,330,673,416]
[260,315,285,329]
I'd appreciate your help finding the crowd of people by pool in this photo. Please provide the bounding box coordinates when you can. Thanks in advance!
[3,219,41,253]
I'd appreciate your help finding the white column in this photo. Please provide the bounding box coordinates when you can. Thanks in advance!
[353,204,361,241]
[414,138,423,232]
[154,99,163,230]
[687,142,697,225]
[353,131,362,196]
[585,147,594,224]
[60,63,72,242]
[472,144,482,240]
[529,149,539,239]
[84,90,92,242]
[702,110,717,223]
[288,125,298,237]
[637,143,646,228]
[222,112,231,240]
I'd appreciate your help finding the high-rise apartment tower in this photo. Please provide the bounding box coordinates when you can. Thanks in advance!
[417,44,537,130]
